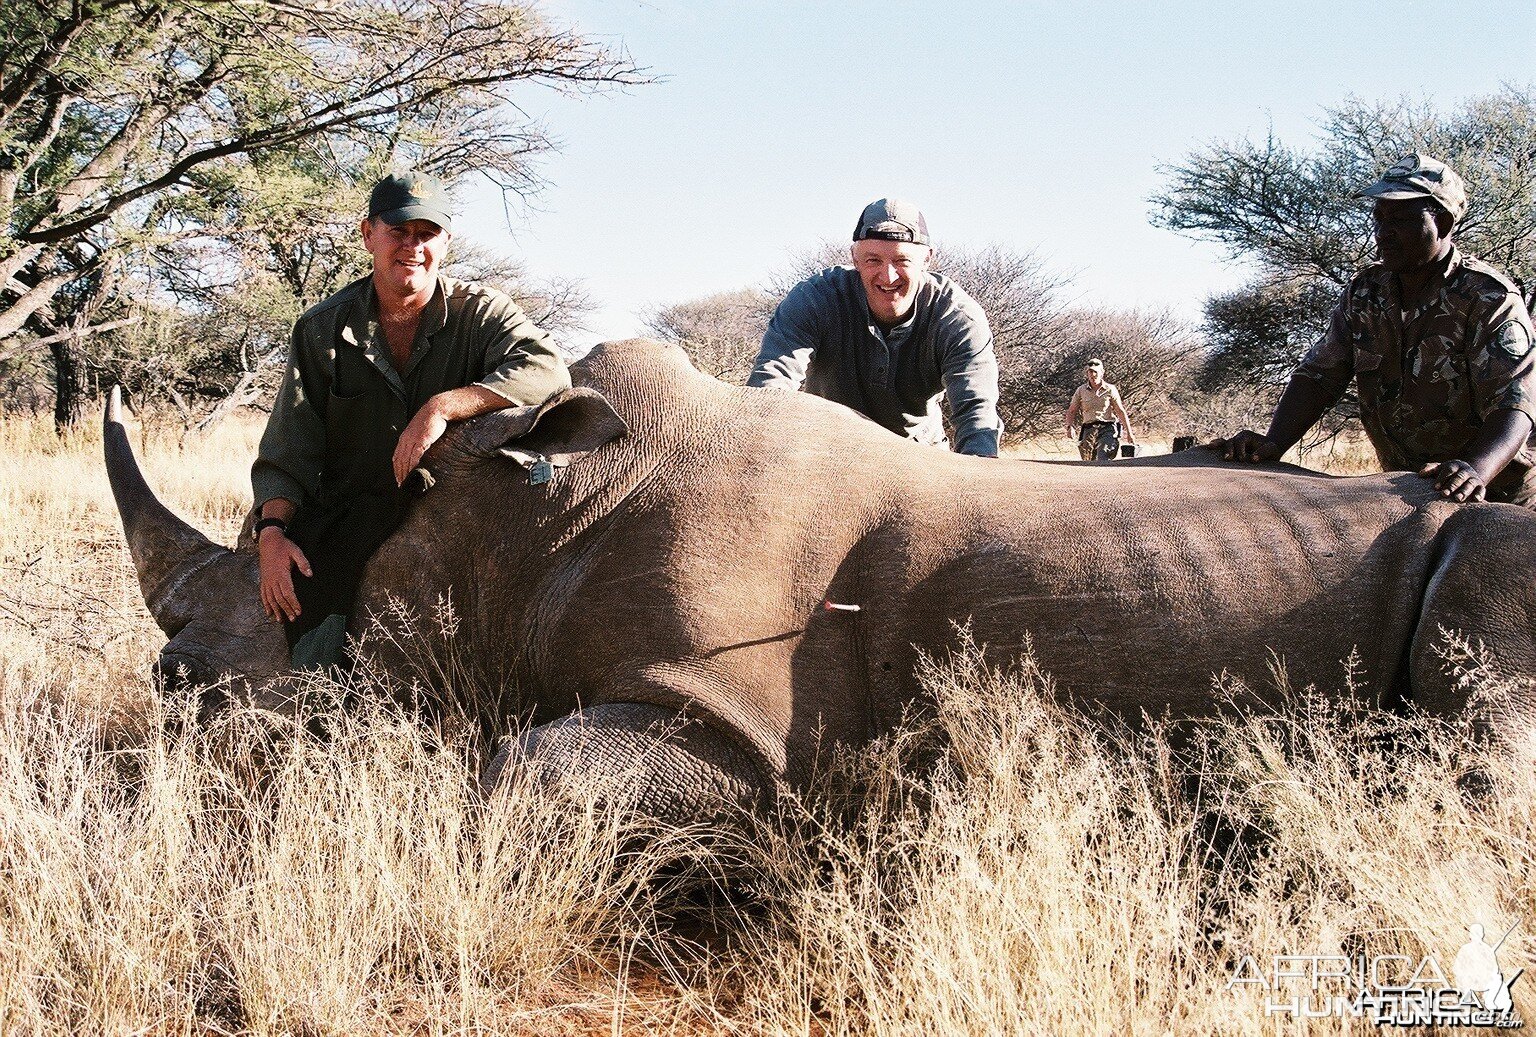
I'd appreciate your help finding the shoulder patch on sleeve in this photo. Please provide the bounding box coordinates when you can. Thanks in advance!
[1493,320,1533,360]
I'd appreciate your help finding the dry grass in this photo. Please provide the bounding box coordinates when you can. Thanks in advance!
[2,409,1532,1034]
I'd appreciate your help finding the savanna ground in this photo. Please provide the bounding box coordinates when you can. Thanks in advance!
[2,408,1533,1035]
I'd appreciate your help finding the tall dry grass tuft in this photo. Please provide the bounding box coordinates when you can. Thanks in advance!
[698,633,1536,1035]
[0,681,706,1034]
[4,410,1536,1033]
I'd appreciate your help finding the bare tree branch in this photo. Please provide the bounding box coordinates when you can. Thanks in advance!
[0,315,139,364]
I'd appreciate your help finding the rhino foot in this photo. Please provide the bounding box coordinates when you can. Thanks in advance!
[483,702,767,827]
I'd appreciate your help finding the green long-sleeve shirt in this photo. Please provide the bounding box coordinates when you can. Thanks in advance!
[252,274,570,511]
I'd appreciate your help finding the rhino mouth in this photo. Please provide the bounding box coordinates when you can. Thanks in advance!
[153,647,238,730]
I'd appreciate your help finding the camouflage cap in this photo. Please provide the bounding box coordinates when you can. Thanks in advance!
[853,198,930,246]
[1086,358,1104,369]
[1360,154,1467,223]
[368,171,453,231]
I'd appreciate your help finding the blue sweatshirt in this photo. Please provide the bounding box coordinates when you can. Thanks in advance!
[747,266,1002,456]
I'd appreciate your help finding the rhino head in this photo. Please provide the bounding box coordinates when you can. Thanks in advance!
[103,387,289,702]
[104,379,632,705]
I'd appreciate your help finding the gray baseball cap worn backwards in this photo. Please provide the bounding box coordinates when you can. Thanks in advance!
[853,198,930,245]
[1360,154,1467,223]
[369,171,453,231]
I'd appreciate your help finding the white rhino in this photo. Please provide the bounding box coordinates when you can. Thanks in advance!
[105,339,1536,817]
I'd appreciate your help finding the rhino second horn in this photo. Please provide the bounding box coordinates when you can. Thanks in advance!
[103,386,231,636]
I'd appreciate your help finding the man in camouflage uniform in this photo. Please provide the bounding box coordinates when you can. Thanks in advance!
[1065,358,1136,460]
[1223,154,1536,507]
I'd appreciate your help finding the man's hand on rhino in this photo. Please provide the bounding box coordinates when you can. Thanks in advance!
[259,530,311,623]
[393,406,449,486]
[1414,410,1532,504]
[1418,459,1488,503]
[393,386,513,486]
[1220,430,1283,463]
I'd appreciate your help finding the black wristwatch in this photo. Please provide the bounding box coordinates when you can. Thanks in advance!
[254,517,288,537]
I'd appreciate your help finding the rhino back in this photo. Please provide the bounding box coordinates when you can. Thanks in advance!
[546,347,1462,781]
[381,342,1477,788]
[861,456,1452,718]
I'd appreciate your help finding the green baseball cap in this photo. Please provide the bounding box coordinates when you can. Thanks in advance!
[853,198,930,246]
[368,171,453,231]
[1360,154,1467,223]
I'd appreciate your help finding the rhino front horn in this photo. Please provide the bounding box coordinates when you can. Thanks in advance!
[103,386,231,636]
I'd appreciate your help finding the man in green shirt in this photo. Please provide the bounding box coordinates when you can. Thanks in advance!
[251,171,569,661]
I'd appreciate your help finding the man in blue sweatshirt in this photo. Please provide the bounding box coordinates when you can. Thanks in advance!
[748,198,1003,457]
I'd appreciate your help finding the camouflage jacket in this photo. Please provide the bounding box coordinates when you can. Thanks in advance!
[1295,246,1536,494]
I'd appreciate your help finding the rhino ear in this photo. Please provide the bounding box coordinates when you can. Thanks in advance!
[464,387,628,469]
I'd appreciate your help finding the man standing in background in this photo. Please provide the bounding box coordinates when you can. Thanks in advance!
[1065,358,1135,461]
[748,198,1003,457]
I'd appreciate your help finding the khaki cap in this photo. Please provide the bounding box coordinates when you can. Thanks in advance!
[1360,154,1467,223]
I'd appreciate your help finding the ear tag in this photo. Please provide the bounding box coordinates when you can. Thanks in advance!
[529,459,554,485]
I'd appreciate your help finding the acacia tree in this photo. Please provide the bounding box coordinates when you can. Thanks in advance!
[1194,277,1338,396]
[643,288,776,384]
[0,0,642,428]
[1150,88,1536,402]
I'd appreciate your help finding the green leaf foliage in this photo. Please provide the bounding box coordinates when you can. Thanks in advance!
[0,0,642,426]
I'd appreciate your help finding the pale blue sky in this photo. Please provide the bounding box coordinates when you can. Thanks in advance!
[459,1,1536,344]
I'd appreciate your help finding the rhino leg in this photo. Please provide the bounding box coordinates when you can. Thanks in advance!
[483,703,767,826]
[1409,505,1536,718]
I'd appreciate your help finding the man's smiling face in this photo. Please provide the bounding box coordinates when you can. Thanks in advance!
[361,216,450,298]
[851,238,931,327]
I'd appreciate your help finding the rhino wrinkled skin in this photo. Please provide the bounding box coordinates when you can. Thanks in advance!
[105,339,1536,819]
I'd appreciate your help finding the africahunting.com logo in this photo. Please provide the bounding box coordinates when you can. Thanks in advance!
[1228,923,1524,1027]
